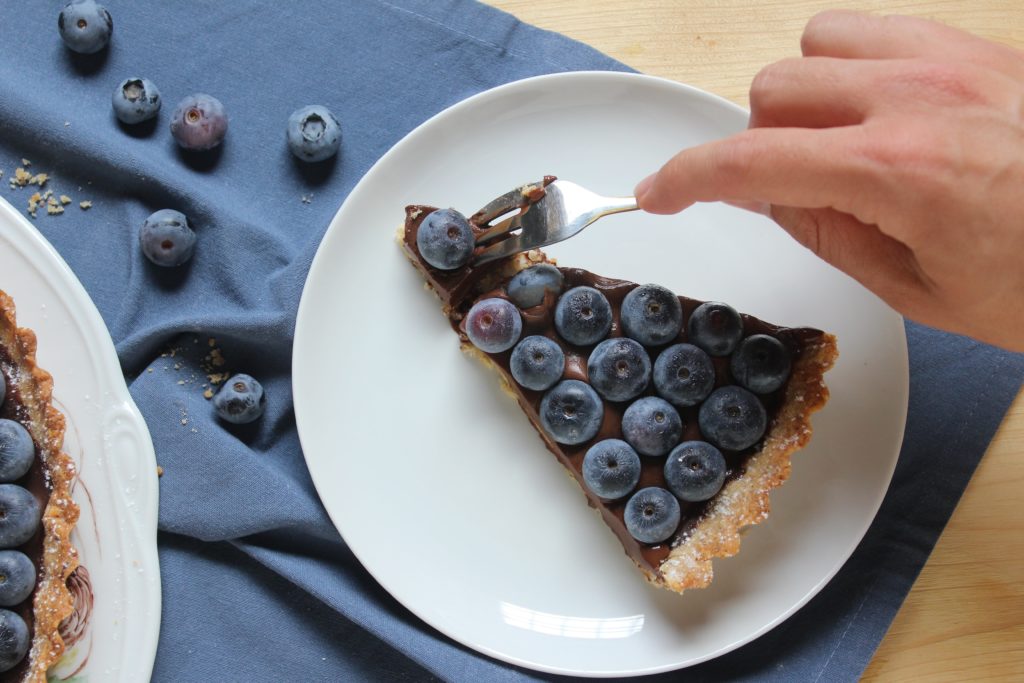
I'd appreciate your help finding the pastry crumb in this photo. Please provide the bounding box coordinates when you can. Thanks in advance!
[27,192,42,217]
[207,372,230,385]
[156,466,164,477]
[6,164,81,217]
[79,200,92,210]
[203,388,214,399]
[10,167,32,188]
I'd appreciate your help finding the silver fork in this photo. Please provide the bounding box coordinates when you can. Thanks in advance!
[471,178,638,266]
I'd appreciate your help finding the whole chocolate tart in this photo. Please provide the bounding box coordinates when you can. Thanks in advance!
[0,290,80,680]
[399,184,837,594]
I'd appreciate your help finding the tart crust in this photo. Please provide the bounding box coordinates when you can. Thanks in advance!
[657,333,835,592]
[399,221,837,595]
[0,290,80,681]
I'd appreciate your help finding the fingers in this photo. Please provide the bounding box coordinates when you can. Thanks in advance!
[801,10,1024,80]
[748,57,874,129]
[769,205,931,309]
[748,55,1018,130]
[634,127,876,216]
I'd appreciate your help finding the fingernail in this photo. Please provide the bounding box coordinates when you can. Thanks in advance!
[723,199,772,217]
[633,173,656,203]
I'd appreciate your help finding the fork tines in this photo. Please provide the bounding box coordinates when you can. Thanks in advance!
[471,179,549,245]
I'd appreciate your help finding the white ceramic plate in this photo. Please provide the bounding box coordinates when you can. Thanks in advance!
[0,196,160,682]
[293,72,908,677]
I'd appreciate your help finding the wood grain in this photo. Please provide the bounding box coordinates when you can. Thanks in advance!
[484,1,1024,679]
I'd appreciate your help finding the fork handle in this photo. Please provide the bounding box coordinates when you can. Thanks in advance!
[593,196,640,219]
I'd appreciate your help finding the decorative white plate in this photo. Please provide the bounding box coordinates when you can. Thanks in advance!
[0,196,160,682]
[293,72,908,677]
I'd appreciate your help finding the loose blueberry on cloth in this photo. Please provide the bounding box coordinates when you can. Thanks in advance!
[0,1,1021,681]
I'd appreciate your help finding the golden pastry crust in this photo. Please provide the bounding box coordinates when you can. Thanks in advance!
[399,222,837,596]
[657,334,837,592]
[0,290,80,683]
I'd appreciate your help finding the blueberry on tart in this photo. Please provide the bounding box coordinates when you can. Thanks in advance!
[399,180,838,594]
[0,290,80,679]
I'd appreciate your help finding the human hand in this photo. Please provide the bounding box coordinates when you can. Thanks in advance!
[633,10,1024,352]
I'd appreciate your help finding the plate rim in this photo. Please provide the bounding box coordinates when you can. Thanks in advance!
[293,70,909,677]
[0,195,162,682]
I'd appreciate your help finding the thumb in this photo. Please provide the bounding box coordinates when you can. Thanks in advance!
[770,205,929,309]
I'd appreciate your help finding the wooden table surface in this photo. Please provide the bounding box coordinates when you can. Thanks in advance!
[486,1,1024,680]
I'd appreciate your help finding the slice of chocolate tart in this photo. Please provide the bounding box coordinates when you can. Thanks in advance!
[399,184,837,594]
[0,290,80,680]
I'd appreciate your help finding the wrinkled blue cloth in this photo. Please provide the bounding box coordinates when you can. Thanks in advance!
[1,1,1021,681]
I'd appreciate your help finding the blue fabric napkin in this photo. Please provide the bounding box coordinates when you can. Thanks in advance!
[1,1,1021,681]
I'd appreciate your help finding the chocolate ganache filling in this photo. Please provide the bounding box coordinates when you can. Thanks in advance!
[401,188,827,577]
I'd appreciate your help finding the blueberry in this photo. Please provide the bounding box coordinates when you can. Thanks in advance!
[582,439,641,500]
[0,609,28,673]
[58,0,112,54]
[621,396,682,457]
[510,336,564,391]
[587,337,651,402]
[698,386,767,451]
[466,298,522,354]
[112,78,161,125]
[213,374,266,425]
[287,105,342,163]
[687,302,744,356]
[170,94,228,151]
[554,287,612,346]
[416,208,474,271]
[624,487,680,544]
[731,334,792,394]
[140,209,196,267]
[0,421,34,483]
[0,485,40,549]
[664,441,727,502]
[539,380,603,445]
[0,551,35,607]
[653,343,715,407]
[506,264,563,308]
[621,284,683,347]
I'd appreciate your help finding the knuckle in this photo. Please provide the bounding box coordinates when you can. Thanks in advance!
[857,121,930,170]
[802,10,846,53]
[748,66,775,105]
[897,62,989,105]
[711,134,759,189]
[749,59,799,105]
[854,120,952,237]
